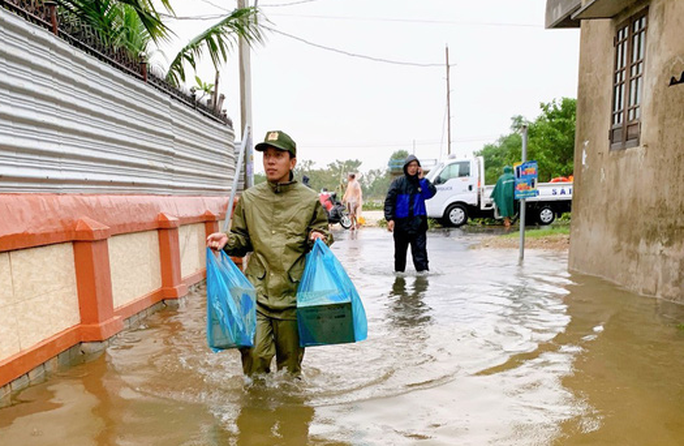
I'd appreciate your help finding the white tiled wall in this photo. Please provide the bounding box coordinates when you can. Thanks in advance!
[0,244,79,361]
[109,231,162,309]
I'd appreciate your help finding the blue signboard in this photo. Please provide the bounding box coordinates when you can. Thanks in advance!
[514,160,539,199]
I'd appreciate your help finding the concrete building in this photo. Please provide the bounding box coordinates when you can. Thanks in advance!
[546,0,683,302]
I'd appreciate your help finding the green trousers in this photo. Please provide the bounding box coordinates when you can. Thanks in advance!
[240,311,304,376]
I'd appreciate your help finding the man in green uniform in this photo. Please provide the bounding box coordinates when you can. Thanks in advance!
[207,130,331,376]
[490,165,516,229]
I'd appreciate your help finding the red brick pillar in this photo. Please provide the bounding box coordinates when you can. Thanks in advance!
[157,213,188,299]
[73,217,123,342]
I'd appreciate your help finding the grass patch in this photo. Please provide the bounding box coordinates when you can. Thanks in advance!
[501,226,570,239]
[362,200,384,211]
[677,324,684,331]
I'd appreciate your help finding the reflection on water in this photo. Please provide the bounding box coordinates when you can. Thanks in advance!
[553,277,684,446]
[234,385,314,446]
[0,227,683,445]
[387,275,432,327]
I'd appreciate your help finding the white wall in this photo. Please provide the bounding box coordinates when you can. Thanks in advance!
[0,8,235,195]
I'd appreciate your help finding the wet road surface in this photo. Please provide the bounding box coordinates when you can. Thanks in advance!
[1,227,683,445]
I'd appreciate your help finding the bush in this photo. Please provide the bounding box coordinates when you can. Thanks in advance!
[363,200,384,211]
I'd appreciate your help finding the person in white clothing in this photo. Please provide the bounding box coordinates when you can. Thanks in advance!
[342,173,363,230]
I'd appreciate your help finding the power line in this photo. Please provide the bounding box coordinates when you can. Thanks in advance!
[267,13,541,28]
[197,0,231,12]
[195,0,322,12]
[157,12,444,67]
[160,11,540,29]
[159,12,226,20]
[260,0,323,7]
[263,25,443,67]
[306,136,500,149]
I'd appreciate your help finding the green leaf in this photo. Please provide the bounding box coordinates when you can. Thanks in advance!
[166,7,265,86]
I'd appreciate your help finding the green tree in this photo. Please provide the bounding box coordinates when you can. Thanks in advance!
[527,98,576,181]
[360,167,391,201]
[54,2,265,89]
[326,159,362,195]
[165,7,264,86]
[55,0,172,55]
[193,76,214,101]
[475,98,576,183]
[253,172,266,185]
[292,160,334,192]
[478,132,522,185]
[387,149,409,175]
[390,150,410,161]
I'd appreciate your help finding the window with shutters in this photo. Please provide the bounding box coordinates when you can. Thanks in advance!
[610,10,647,150]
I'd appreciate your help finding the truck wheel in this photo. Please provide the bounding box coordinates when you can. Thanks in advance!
[537,206,555,225]
[444,204,468,227]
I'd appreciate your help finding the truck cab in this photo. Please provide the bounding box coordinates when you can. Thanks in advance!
[425,157,481,227]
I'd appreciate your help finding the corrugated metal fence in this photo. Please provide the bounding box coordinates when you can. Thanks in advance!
[0,8,236,195]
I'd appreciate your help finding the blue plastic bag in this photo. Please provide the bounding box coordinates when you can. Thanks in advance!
[296,239,368,347]
[206,248,256,352]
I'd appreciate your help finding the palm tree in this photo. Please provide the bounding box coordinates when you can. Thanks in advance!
[48,0,266,99]
[115,3,152,56]
[54,0,173,47]
[165,7,264,87]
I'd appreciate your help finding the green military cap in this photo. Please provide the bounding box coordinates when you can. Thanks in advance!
[255,130,297,157]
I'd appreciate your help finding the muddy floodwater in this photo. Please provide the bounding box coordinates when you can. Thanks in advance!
[1,227,683,445]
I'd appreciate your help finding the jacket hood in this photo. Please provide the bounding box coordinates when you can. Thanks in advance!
[503,165,513,174]
[403,155,421,175]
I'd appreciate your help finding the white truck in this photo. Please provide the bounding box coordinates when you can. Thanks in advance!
[425,156,572,227]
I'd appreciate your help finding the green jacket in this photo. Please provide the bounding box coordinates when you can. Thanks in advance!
[223,180,332,320]
[491,166,516,218]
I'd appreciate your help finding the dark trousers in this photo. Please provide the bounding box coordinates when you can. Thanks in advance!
[393,228,429,272]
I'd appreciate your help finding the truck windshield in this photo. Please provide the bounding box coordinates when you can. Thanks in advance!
[433,161,471,185]
[427,163,444,182]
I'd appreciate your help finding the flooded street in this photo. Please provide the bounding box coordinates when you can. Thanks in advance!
[1,227,683,445]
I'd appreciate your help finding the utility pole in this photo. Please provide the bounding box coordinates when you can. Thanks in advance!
[445,45,452,156]
[238,0,254,188]
[518,125,528,264]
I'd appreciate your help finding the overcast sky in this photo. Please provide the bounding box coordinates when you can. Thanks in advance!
[154,0,580,174]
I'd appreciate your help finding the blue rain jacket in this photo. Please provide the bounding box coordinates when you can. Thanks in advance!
[384,155,437,233]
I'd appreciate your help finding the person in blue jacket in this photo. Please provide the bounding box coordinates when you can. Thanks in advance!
[384,155,437,273]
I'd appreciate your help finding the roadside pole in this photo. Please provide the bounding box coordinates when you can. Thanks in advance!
[238,0,254,188]
[518,125,528,264]
[445,45,452,156]
[224,125,251,232]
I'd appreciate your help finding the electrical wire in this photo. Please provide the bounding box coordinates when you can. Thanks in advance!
[260,0,323,7]
[440,101,448,159]
[263,25,443,67]
[266,13,541,28]
[307,136,498,149]
[198,0,231,12]
[194,0,322,12]
[159,12,227,20]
